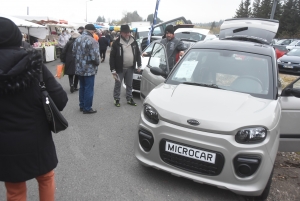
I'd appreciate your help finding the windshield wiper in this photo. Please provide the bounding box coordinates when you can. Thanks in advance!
[182,82,221,89]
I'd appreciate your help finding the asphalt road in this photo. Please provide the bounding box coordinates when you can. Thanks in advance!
[0,51,244,201]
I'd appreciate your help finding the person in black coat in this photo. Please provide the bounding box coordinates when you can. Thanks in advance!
[61,32,80,93]
[0,17,68,201]
[99,30,110,63]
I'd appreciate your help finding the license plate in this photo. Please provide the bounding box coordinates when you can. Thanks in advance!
[165,141,216,164]
[284,65,293,68]
[133,74,142,80]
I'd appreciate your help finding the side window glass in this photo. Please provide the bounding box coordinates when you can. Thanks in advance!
[153,27,162,36]
[291,79,300,89]
[149,43,168,73]
[279,74,299,89]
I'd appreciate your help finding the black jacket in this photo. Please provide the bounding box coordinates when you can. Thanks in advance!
[109,36,141,73]
[0,48,68,182]
[98,36,109,51]
[61,38,76,75]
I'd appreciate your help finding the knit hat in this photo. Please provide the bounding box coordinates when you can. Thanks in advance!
[77,26,84,30]
[0,17,22,47]
[120,25,130,33]
[85,24,96,31]
[165,25,174,34]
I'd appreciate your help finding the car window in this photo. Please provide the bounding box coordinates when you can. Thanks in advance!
[143,42,155,54]
[153,27,163,36]
[166,49,274,99]
[149,43,168,72]
[289,41,298,46]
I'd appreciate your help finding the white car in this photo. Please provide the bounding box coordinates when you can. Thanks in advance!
[135,18,300,200]
[286,40,300,51]
[174,28,217,41]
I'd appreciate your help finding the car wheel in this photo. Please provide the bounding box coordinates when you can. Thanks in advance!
[254,166,274,201]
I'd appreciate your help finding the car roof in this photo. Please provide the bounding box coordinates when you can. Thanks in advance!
[136,26,150,32]
[191,39,274,55]
[174,28,210,35]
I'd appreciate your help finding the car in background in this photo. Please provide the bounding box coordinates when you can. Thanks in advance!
[174,28,217,41]
[286,40,300,51]
[275,38,297,46]
[273,44,289,59]
[135,18,300,200]
[277,47,300,75]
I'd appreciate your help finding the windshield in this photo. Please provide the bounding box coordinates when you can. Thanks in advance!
[287,48,300,56]
[175,32,206,41]
[166,49,274,99]
[138,31,149,39]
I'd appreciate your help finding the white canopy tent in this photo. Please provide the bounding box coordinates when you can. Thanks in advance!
[0,14,49,39]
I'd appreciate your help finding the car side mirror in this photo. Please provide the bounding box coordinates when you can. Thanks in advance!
[150,67,167,77]
[286,88,300,98]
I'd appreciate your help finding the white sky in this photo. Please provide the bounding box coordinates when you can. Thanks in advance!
[0,0,243,24]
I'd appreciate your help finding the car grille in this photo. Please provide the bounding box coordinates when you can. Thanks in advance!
[160,139,225,176]
[132,79,140,90]
[281,61,299,65]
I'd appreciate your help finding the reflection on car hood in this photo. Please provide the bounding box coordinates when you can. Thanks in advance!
[279,55,300,63]
[146,84,279,133]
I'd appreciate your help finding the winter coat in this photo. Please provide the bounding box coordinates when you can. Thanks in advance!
[0,48,68,183]
[160,37,187,69]
[72,31,100,76]
[99,36,109,51]
[109,36,142,73]
[61,38,76,75]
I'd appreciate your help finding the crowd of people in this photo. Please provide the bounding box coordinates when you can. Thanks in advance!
[0,15,185,200]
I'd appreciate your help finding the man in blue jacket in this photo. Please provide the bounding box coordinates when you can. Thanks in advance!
[73,24,100,114]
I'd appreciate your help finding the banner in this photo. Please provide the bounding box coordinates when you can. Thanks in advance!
[147,0,161,45]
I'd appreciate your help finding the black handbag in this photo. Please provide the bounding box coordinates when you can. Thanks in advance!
[39,66,68,133]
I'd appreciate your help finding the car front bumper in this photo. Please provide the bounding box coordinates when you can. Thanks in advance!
[135,112,278,196]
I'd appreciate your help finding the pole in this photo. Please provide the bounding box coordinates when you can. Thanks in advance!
[27,7,29,15]
[270,0,278,19]
[86,1,87,22]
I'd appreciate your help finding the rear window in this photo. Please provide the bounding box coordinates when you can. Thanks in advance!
[166,49,274,99]
[175,32,206,41]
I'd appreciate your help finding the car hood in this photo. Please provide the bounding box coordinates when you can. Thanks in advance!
[146,84,280,134]
[279,55,300,63]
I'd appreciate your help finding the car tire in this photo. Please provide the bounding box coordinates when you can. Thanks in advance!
[254,166,274,201]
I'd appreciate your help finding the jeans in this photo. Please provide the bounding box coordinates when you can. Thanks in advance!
[79,75,95,111]
[113,68,133,101]
[5,170,55,201]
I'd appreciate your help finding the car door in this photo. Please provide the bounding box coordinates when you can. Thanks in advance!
[140,42,168,100]
[279,77,300,152]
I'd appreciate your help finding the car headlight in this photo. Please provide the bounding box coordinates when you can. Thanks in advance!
[277,59,281,63]
[144,104,159,124]
[235,127,267,144]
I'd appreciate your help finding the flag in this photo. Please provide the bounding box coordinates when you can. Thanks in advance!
[147,0,161,45]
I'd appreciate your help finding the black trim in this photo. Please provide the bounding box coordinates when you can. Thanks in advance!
[280,134,300,138]
[141,93,146,99]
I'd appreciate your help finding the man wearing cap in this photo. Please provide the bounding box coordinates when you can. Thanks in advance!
[77,26,84,34]
[72,24,100,114]
[109,24,142,107]
[143,24,187,70]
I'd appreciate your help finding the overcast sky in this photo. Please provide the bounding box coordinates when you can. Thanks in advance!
[0,0,243,24]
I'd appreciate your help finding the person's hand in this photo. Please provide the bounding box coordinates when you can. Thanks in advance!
[142,52,148,57]
[179,51,184,56]
[137,68,141,72]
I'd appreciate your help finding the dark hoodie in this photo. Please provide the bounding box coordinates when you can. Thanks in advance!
[0,47,68,182]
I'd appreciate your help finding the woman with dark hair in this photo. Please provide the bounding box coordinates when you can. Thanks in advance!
[0,17,68,201]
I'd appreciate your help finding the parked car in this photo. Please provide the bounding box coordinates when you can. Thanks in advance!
[286,40,300,51]
[277,47,300,75]
[272,44,289,58]
[174,28,217,41]
[275,38,297,46]
[135,18,300,200]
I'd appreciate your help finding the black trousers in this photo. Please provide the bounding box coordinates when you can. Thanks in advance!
[100,48,107,60]
[68,75,79,88]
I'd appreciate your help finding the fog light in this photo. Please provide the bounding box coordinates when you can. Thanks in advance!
[139,129,154,152]
[233,155,261,177]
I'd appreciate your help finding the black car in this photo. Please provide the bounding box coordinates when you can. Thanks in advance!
[278,47,300,75]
